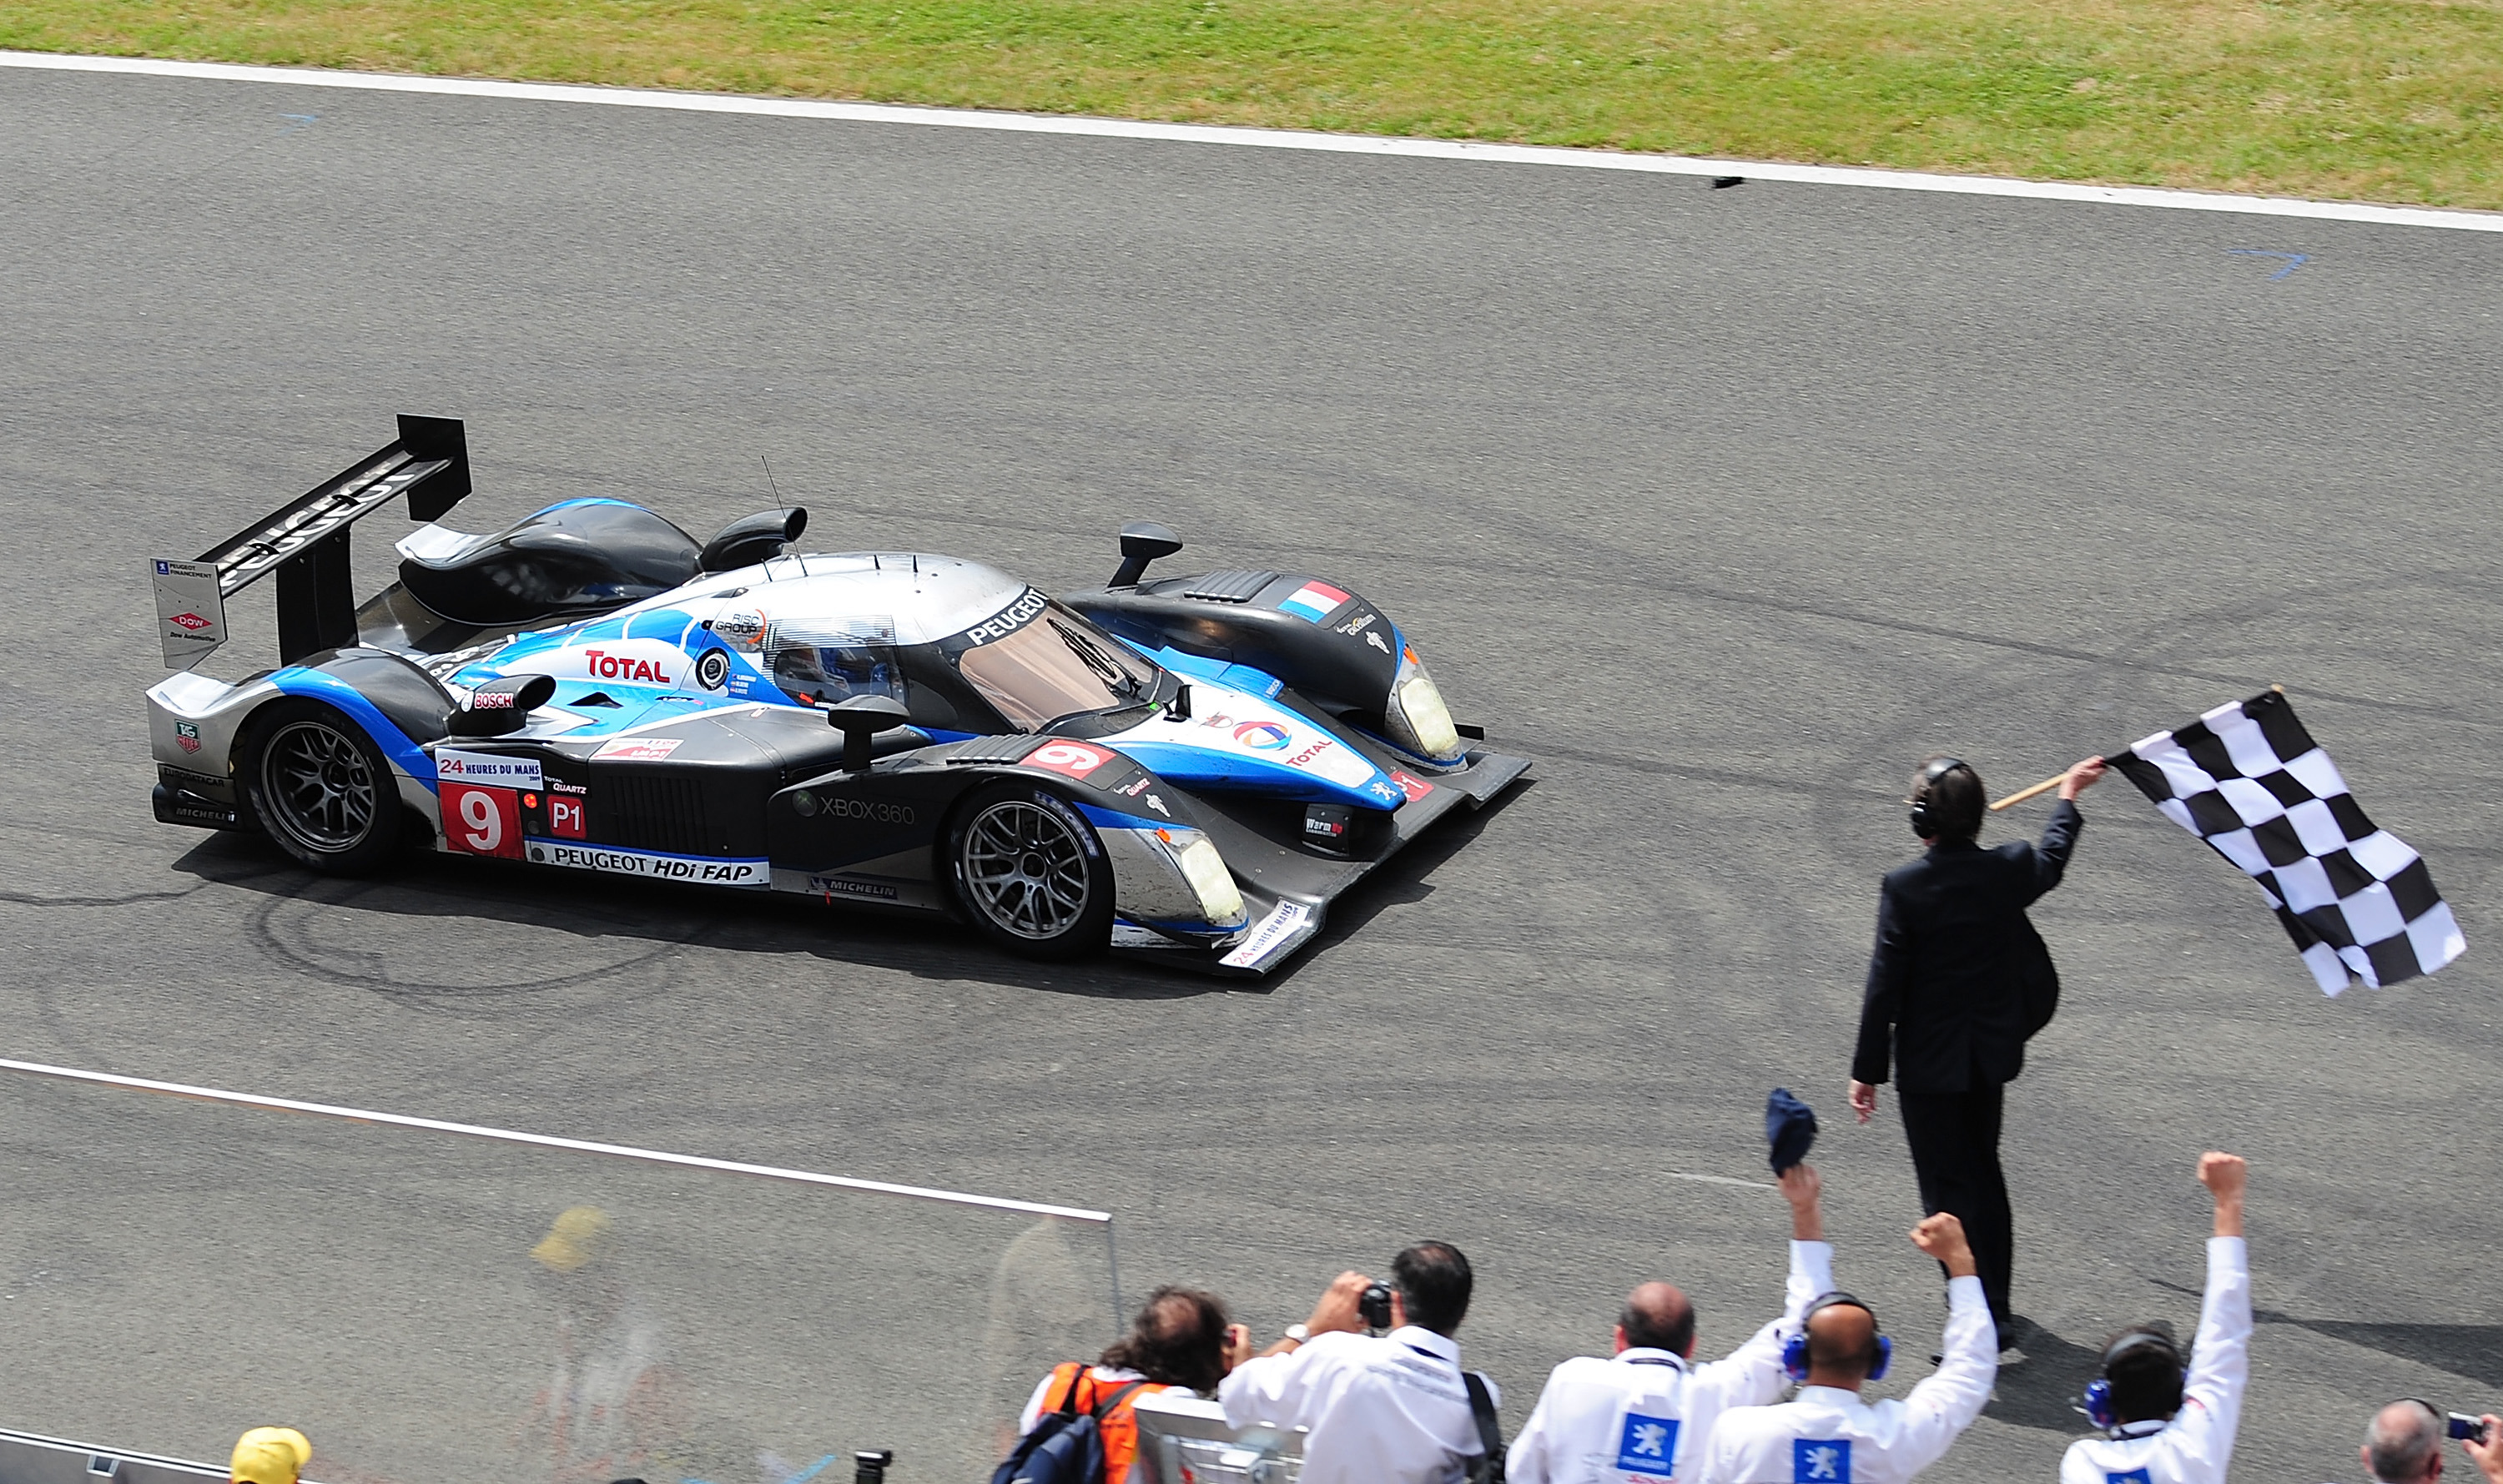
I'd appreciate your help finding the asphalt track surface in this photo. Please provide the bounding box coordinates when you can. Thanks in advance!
[3,62,2500,1482]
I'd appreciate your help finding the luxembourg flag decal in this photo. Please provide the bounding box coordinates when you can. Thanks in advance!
[1278,580,1351,623]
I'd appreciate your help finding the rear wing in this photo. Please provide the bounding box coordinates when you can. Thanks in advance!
[153,415,471,668]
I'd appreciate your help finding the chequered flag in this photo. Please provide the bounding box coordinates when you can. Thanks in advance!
[2110,689,2464,995]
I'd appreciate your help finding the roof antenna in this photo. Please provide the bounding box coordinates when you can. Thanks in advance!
[761,455,786,580]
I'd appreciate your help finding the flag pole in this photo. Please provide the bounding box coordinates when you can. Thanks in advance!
[1987,772,2067,812]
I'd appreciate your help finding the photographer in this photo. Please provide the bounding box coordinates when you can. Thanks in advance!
[1507,1164,1833,1482]
[2058,1153,2249,1484]
[1219,1241,1496,1484]
[2360,1401,2447,1484]
[2353,1404,2503,1484]
[1010,1285,1246,1484]
[2465,1414,2503,1484]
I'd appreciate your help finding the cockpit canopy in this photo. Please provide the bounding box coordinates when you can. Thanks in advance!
[609,552,1169,732]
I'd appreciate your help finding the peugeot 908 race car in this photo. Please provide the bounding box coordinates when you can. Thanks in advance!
[144,417,1529,973]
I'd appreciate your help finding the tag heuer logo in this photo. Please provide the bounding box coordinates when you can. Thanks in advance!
[174,721,202,754]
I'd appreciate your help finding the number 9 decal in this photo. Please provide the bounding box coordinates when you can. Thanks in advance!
[442,781,523,859]
[461,790,501,851]
[1024,741,1112,779]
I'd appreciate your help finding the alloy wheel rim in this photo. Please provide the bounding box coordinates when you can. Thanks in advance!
[962,800,1091,939]
[263,719,378,853]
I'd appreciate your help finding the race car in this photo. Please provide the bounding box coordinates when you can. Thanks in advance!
[144,417,1530,974]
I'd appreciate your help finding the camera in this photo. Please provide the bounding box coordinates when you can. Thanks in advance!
[1357,1281,1394,1331]
[2450,1414,2490,1444]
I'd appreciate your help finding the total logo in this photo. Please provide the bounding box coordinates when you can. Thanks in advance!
[582,647,673,685]
[169,612,214,631]
[1233,722,1292,751]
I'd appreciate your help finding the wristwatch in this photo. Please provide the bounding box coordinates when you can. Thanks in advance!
[1283,1324,1311,1345]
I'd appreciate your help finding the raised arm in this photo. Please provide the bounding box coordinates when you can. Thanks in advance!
[2023,757,2102,899]
[1893,1214,1998,1475]
[1221,1272,1369,1428]
[1705,1164,1837,1406]
[2165,1155,2253,1474]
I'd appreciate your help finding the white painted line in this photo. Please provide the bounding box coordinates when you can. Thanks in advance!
[0,1056,1111,1223]
[1666,1170,1775,1190]
[6,48,2500,234]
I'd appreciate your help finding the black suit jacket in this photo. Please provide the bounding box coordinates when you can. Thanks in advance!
[1851,800,2082,1094]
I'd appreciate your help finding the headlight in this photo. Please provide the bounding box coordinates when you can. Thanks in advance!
[1383,651,1463,762]
[1172,834,1246,924]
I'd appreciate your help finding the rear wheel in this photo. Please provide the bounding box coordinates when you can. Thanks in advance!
[241,700,404,875]
[947,783,1115,959]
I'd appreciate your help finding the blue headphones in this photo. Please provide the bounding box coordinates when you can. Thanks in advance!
[1782,1293,1891,1383]
[2082,1328,2183,1430]
[1907,757,1968,839]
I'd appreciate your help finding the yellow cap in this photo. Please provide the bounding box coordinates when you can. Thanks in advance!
[230,1427,311,1484]
[531,1205,612,1271]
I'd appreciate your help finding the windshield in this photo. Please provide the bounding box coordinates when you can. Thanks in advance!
[954,600,1161,731]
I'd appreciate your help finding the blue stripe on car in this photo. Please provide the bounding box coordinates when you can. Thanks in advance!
[1075,803,1169,832]
[1106,740,1398,811]
[269,667,440,790]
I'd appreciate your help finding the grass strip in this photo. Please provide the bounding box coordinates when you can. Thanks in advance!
[8,0,2503,209]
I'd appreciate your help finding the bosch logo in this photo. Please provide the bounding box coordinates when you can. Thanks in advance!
[470,692,516,710]
[1234,722,1292,751]
[169,612,213,631]
[824,797,915,824]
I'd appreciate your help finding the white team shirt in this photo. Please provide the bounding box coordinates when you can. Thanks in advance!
[1508,1241,1836,1484]
[2059,1238,2251,1484]
[1219,1325,1496,1484]
[1697,1274,1996,1484]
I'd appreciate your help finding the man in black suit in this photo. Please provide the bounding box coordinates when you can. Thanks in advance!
[1848,753,2105,1356]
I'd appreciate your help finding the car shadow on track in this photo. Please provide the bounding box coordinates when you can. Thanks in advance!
[165,782,1528,1003]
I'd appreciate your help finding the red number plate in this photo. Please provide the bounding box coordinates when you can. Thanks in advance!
[442,782,522,859]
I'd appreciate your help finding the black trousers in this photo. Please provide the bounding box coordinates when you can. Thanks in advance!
[1896,1084,2012,1340]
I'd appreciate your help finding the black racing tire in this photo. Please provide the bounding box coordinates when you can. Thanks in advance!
[944,781,1116,960]
[240,699,405,875]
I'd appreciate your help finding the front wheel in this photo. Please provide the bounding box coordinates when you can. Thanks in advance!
[946,783,1115,960]
[241,699,405,875]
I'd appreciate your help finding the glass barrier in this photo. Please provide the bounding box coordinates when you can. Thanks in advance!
[0,1060,1120,1484]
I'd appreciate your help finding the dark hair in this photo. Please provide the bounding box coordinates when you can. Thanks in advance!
[1100,1285,1232,1394]
[2366,1399,2443,1482]
[1911,757,1984,843]
[1618,1285,1695,1355]
[1393,1241,1473,1337]
[2102,1327,2186,1424]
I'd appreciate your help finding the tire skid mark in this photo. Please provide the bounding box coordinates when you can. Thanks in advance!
[245,878,710,998]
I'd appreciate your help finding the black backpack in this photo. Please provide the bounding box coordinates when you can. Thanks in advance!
[990,1368,1149,1484]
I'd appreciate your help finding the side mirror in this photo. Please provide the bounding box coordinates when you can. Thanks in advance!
[1110,521,1184,587]
[448,672,557,736]
[702,507,809,572]
[826,693,910,772]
